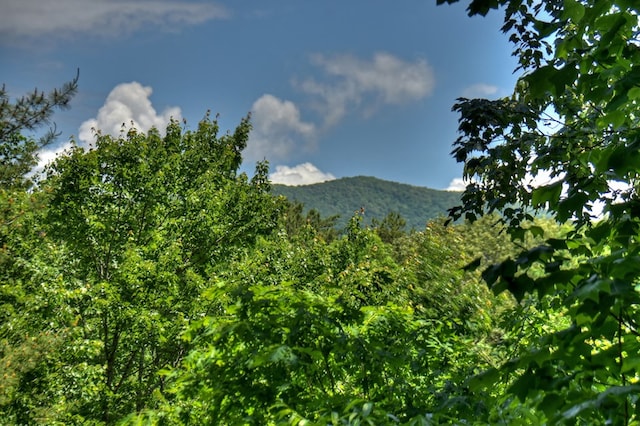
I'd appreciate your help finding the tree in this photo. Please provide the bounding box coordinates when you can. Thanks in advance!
[23,113,279,424]
[124,209,519,425]
[0,71,79,189]
[280,199,339,242]
[372,211,407,245]
[0,73,80,421]
[0,189,73,424]
[440,0,640,423]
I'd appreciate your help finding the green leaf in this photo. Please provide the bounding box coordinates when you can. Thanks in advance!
[362,402,373,418]
[508,369,536,401]
[561,386,640,420]
[606,145,640,176]
[482,264,502,286]
[621,355,640,374]
[563,0,586,22]
[572,276,611,303]
[597,110,626,129]
[527,225,545,238]
[531,180,563,209]
[468,367,500,391]
[523,66,555,97]
[628,86,640,100]
[466,0,500,16]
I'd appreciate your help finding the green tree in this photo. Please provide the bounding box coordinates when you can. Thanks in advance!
[0,73,79,422]
[372,211,407,244]
[440,0,640,423]
[280,199,339,242]
[25,113,279,424]
[0,72,79,189]
[128,212,510,424]
[0,189,74,424]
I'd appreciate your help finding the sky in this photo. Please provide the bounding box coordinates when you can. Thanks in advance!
[1,0,519,190]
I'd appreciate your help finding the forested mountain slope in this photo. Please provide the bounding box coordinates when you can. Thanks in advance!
[273,176,461,230]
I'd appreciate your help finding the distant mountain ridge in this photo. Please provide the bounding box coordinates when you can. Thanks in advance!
[272,176,462,230]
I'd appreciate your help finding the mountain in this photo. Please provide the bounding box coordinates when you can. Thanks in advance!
[272,176,462,230]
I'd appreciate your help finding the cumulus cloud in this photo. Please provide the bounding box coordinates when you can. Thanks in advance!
[244,53,434,163]
[447,166,634,220]
[524,169,565,189]
[36,81,182,171]
[79,82,181,145]
[0,0,228,45]
[298,52,435,127]
[462,83,499,98]
[246,94,316,163]
[37,81,180,171]
[269,163,335,186]
[33,141,74,177]
[445,177,468,191]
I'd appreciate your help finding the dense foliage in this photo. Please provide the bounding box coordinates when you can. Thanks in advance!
[3,0,637,423]
[0,120,564,423]
[273,176,462,230]
[1,114,280,424]
[0,106,546,423]
[441,0,640,423]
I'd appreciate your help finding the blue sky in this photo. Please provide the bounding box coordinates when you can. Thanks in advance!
[1,0,518,189]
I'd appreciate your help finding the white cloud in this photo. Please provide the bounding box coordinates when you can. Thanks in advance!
[525,172,634,219]
[269,163,335,186]
[462,83,499,98]
[446,167,635,220]
[298,52,435,127]
[247,53,434,163]
[38,141,73,164]
[79,82,181,145]
[246,94,316,163]
[36,82,180,170]
[524,169,565,189]
[445,177,468,191]
[32,141,74,178]
[0,0,228,44]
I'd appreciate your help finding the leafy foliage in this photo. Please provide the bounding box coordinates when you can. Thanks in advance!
[0,113,280,424]
[0,93,567,424]
[11,10,635,418]
[0,142,547,425]
[280,198,340,242]
[0,189,75,424]
[442,0,640,423]
[134,214,505,425]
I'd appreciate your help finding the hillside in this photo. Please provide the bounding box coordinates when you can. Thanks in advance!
[272,176,462,230]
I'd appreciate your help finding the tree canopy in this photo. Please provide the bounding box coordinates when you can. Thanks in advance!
[441,0,640,423]
[0,71,78,189]
[3,0,640,423]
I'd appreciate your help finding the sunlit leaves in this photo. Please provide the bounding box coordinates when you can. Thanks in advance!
[445,0,640,422]
[27,112,279,423]
[133,213,515,425]
[562,0,585,22]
